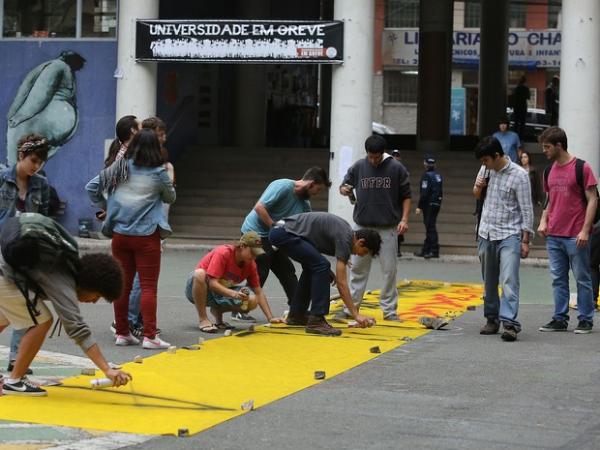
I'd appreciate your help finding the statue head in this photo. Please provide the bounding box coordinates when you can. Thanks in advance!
[60,51,86,72]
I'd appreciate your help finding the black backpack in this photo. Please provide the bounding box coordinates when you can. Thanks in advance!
[543,158,600,224]
[0,213,80,323]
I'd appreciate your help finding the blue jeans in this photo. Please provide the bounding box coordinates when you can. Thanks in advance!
[9,328,26,362]
[477,235,522,330]
[269,226,331,317]
[546,236,595,323]
[127,273,141,326]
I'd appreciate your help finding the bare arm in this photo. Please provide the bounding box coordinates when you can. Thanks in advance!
[577,187,598,247]
[85,344,131,387]
[336,260,374,328]
[251,286,283,323]
[254,201,274,228]
[397,197,411,235]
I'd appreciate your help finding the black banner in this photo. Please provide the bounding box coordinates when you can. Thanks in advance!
[136,20,344,63]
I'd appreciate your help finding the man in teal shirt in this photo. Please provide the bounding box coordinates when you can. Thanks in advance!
[237,167,331,322]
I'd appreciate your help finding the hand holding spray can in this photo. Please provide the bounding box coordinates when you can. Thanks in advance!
[90,378,114,389]
[343,184,356,205]
[239,287,250,311]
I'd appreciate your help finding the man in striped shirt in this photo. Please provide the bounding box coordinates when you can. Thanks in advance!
[473,136,534,342]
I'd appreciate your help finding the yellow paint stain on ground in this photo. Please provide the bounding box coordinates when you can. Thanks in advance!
[0,280,481,436]
[0,445,48,450]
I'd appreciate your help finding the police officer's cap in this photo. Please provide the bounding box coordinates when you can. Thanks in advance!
[424,155,436,165]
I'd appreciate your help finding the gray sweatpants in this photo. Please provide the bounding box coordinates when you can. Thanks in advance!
[348,225,399,317]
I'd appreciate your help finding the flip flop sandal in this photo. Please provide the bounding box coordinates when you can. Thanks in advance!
[215,322,236,330]
[199,324,218,333]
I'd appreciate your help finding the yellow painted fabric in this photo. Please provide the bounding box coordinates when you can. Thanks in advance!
[0,280,482,436]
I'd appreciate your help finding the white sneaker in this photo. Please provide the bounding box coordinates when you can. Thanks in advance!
[115,334,140,346]
[142,336,170,350]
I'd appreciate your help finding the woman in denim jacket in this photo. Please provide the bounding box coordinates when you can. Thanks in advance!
[86,129,175,350]
[0,133,50,373]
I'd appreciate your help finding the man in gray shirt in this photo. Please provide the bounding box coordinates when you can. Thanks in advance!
[269,212,381,335]
[0,217,132,395]
[473,136,534,342]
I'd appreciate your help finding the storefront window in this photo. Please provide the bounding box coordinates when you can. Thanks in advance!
[464,1,526,29]
[384,70,418,104]
[81,0,116,37]
[385,0,419,28]
[2,0,76,38]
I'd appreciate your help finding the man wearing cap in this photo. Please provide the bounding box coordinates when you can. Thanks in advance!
[414,155,443,258]
[184,231,284,333]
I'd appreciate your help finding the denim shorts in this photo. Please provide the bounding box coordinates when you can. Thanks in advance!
[185,271,244,309]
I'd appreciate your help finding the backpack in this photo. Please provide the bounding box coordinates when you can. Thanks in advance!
[543,158,600,224]
[474,168,491,239]
[0,213,80,323]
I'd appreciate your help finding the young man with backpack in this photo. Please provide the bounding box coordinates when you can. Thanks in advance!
[538,127,598,333]
[0,213,132,395]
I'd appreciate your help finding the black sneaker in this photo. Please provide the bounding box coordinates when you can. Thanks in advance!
[3,377,47,396]
[539,319,568,332]
[286,314,309,326]
[574,320,593,334]
[231,312,257,323]
[501,326,518,342]
[480,320,500,335]
[110,321,116,334]
[306,315,342,336]
[6,361,33,375]
[130,323,144,338]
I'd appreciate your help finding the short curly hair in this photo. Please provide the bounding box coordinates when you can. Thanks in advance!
[76,253,123,302]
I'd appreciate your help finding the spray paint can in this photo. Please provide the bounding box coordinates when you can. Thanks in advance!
[90,378,114,389]
[240,287,250,311]
[343,184,356,205]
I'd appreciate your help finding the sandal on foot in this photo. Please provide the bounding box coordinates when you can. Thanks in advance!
[215,322,236,330]
[199,324,218,333]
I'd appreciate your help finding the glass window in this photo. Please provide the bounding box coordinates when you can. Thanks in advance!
[465,1,527,29]
[464,1,480,28]
[548,3,561,28]
[509,2,526,28]
[3,0,76,38]
[384,70,418,104]
[81,0,116,37]
[385,0,419,28]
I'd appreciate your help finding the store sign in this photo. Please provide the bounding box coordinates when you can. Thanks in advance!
[136,20,344,63]
[383,28,561,68]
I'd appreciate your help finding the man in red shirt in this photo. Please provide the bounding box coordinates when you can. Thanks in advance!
[538,127,597,334]
[185,232,284,332]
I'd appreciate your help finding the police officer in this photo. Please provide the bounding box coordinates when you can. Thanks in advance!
[391,150,404,257]
[414,155,443,258]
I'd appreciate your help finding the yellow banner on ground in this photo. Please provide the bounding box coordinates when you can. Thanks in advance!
[0,280,482,436]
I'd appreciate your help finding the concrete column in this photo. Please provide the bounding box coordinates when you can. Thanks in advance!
[234,66,267,147]
[328,0,374,223]
[477,0,509,136]
[115,0,158,120]
[559,0,600,174]
[234,0,269,147]
[416,0,453,154]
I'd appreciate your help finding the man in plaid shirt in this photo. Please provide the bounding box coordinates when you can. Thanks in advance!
[473,136,534,342]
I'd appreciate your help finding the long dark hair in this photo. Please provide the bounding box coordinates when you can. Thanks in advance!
[126,129,164,168]
[105,115,138,167]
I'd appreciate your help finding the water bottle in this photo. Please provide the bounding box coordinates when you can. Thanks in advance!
[90,378,114,389]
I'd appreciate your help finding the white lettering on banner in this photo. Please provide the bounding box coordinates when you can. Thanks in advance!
[383,28,562,68]
[149,22,325,38]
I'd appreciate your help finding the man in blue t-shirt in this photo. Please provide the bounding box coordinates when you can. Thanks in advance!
[237,167,331,322]
[493,116,522,163]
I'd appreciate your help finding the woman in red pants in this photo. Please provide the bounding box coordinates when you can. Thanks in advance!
[86,129,176,349]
